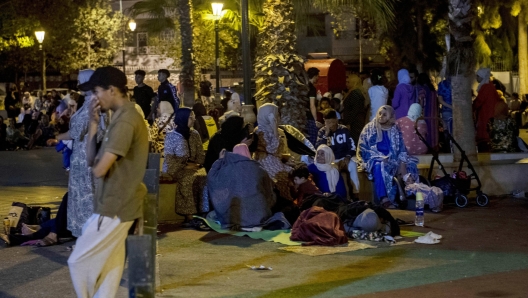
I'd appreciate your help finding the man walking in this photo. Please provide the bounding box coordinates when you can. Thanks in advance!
[68,66,148,298]
[156,68,180,111]
[133,69,155,122]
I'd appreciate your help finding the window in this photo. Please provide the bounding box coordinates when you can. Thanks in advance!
[159,29,175,41]
[137,32,148,54]
[306,14,326,37]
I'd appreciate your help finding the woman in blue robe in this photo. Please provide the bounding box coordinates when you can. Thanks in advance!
[357,105,418,208]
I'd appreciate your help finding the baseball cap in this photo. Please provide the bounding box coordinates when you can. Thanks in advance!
[78,66,127,91]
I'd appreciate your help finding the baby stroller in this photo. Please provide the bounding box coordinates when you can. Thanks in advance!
[414,117,489,208]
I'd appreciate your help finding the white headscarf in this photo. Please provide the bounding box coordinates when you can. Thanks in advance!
[78,69,95,85]
[78,69,95,98]
[257,103,279,137]
[397,69,411,85]
[314,145,340,193]
[407,103,422,122]
[476,68,491,92]
[159,101,174,117]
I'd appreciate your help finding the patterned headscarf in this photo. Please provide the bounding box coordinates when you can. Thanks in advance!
[257,103,279,137]
[314,145,340,193]
[174,107,192,140]
[374,105,396,143]
[476,68,491,92]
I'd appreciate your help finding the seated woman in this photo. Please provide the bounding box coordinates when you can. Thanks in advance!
[253,103,294,201]
[163,108,208,225]
[204,115,251,172]
[308,145,347,199]
[207,143,276,229]
[193,102,217,151]
[488,100,518,152]
[396,103,428,155]
[357,105,419,208]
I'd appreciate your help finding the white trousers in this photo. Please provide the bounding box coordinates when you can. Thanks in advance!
[336,158,360,194]
[68,214,133,298]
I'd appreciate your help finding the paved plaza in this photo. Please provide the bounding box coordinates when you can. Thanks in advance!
[1,148,528,297]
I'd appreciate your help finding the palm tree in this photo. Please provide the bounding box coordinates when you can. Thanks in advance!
[446,0,477,161]
[130,0,195,106]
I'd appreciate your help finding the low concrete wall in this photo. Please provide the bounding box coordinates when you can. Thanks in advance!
[416,153,528,197]
[158,183,182,222]
[158,153,528,222]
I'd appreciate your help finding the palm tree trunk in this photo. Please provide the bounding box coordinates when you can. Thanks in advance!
[447,0,477,161]
[178,0,195,107]
[519,9,528,97]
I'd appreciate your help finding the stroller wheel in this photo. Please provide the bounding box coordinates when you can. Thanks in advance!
[455,194,468,208]
[476,193,489,207]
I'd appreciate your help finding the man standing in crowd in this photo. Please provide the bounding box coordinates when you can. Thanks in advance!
[316,110,360,198]
[306,67,321,146]
[133,69,155,123]
[68,66,148,298]
[156,68,179,111]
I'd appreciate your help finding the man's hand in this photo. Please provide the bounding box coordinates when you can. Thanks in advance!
[90,97,101,125]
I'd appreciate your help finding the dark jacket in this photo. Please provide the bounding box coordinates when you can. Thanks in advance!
[157,80,180,110]
[204,116,249,172]
[315,124,356,159]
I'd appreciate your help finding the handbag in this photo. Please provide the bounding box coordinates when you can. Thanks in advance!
[5,203,51,234]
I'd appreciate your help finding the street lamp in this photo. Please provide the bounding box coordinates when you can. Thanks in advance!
[122,19,136,74]
[34,30,46,91]
[212,2,223,96]
[129,20,137,32]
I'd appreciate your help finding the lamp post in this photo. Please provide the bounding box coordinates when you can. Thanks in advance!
[122,19,137,74]
[212,2,223,96]
[35,30,46,91]
[240,0,251,104]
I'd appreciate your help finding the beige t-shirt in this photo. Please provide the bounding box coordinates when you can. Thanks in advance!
[94,101,149,222]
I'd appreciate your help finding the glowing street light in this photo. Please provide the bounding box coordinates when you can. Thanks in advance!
[34,30,46,91]
[128,20,137,32]
[35,31,45,48]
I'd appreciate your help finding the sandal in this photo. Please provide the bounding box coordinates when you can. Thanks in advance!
[36,235,58,247]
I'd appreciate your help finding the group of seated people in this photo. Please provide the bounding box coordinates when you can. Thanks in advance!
[159,100,441,236]
[1,89,80,151]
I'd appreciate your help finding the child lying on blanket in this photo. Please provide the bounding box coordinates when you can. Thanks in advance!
[403,173,443,213]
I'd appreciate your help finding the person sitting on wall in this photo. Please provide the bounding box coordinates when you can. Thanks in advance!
[315,110,360,198]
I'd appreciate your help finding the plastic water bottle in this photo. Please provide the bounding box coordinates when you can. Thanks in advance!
[415,192,425,227]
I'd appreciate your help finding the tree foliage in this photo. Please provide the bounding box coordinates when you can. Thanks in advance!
[0,0,124,73]
[254,0,309,129]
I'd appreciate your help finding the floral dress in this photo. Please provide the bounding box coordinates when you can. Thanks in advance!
[149,114,174,156]
[67,95,107,237]
[163,129,208,215]
[253,128,293,200]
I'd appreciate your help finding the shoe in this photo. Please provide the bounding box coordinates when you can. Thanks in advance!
[426,231,442,240]
[414,235,440,244]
